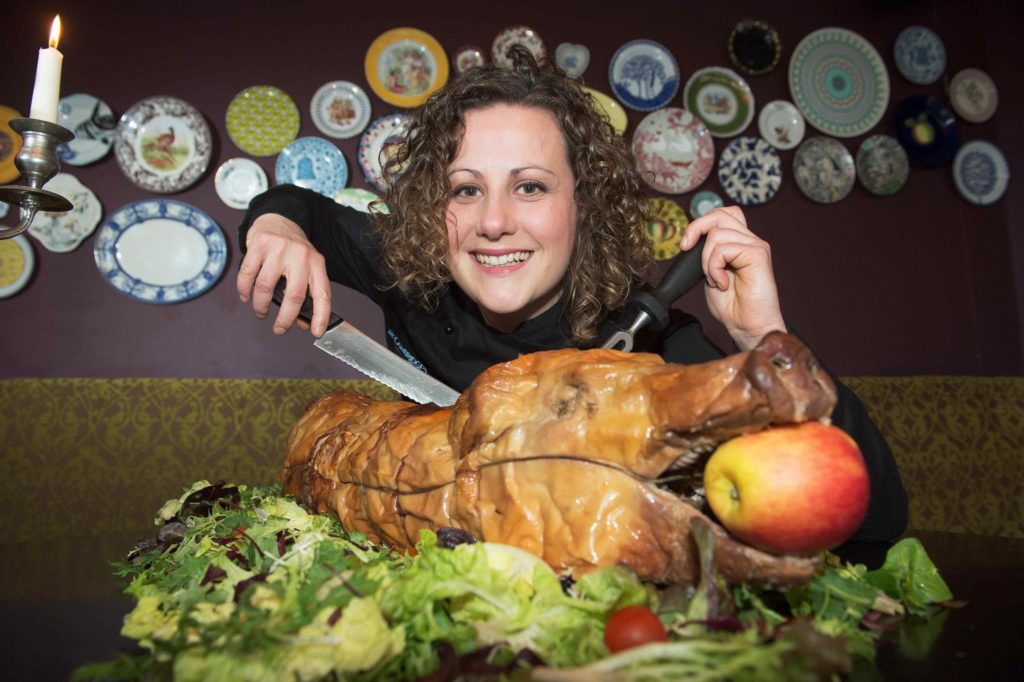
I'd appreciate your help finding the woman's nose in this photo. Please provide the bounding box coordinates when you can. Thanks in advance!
[477,193,515,239]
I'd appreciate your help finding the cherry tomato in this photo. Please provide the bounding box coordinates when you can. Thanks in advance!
[603,605,668,653]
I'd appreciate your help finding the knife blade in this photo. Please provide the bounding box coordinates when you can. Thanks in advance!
[272,280,461,406]
[601,234,707,352]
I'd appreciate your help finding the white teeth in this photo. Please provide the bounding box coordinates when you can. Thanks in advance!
[474,251,531,266]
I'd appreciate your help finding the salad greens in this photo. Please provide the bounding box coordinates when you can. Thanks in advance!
[74,481,953,681]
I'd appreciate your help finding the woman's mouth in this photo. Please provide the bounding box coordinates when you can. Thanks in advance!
[473,251,532,267]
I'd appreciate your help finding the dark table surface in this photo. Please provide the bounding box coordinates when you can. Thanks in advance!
[1,529,1021,680]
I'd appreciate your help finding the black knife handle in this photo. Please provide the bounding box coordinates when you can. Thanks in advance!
[271,278,343,330]
[632,234,707,331]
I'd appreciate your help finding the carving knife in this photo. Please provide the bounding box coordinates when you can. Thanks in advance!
[272,281,461,406]
[601,234,707,352]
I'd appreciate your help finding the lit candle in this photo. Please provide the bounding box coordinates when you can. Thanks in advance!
[29,16,63,123]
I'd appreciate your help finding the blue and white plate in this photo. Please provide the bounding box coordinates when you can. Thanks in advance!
[358,113,412,192]
[952,140,1009,205]
[893,26,946,85]
[275,137,348,197]
[94,199,226,304]
[689,190,723,218]
[555,43,590,79]
[608,39,680,111]
[310,81,371,140]
[717,136,782,206]
[56,93,117,166]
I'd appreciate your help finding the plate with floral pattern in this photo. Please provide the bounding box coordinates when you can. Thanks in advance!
[893,26,946,85]
[365,27,449,108]
[684,66,755,138]
[310,81,371,139]
[55,93,117,166]
[491,25,546,69]
[115,96,212,193]
[717,136,782,205]
[856,135,909,196]
[789,28,889,138]
[358,113,411,192]
[632,108,714,194]
[793,136,856,203]
[94,199,226,304]
[758,100,805,150]
[226,86,301,157]
[952,140,1009,205]
[645,197,689,260]
[275,137,348,197]
[28,173,102,252]
[948,69,998,123]
[608,39,680,112]
[453,45,485,74]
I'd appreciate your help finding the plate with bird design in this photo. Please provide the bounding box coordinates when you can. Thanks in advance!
[115,96,212,193]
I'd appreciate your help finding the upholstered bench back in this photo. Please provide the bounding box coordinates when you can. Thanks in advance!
[1,376,1020,543]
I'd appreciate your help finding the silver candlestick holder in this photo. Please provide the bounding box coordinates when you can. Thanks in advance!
[0,117,75,239]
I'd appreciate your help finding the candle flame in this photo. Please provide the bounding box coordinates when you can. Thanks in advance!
[49,15,61,49]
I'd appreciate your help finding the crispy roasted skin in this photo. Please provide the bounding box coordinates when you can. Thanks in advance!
[283,332,837,587]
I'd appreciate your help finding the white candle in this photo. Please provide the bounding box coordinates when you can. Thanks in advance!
[29,16,63,123]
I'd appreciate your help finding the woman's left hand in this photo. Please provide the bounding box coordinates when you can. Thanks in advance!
[679,206,786,351]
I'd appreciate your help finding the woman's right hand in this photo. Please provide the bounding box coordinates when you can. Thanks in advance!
[236,213,332,337]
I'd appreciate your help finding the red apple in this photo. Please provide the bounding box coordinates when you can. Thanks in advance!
[703,422,869,555]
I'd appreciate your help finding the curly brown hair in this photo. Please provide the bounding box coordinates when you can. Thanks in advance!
[375,45,652,344]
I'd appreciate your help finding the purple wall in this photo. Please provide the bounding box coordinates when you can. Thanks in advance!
[2,0,1020,379]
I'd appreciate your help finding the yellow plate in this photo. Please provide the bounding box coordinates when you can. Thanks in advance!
[583,87,627,135]
[365,27,450,108]
[0,105,24,184]
[645,197,689,260]
[226,86,301,157]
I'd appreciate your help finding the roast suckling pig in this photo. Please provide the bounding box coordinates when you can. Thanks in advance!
[282,332,838,587]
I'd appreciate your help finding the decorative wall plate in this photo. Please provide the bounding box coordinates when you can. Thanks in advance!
[491,25,546,68]
[689,190,723,218]
[717,136,782,206]
[728,20,781,75]
[952,140,1009,205]
[758,100,805,150]
[856,135,909,196]
[453,45,485,74]
[365,27,449,108]
[310,81,371,139]
[632,108,714,194]
[332,187,389,215]
[788,27,889,138]
[358,113,411,192]
[555,42,590,78]
[275,137,348,197]
[0,234,34,299]
[893,26,946,85]
[645,197,689,260]
[683,66,755,138]
[608,39,680,111]
[94,199,226,304]
[793,136,856,204]
[115,96,212,193]
[0,105,23,184]
[215,158,268,210]
[582,86,627,135]
[948,68,998,123]
[226,86,301,157]
[55,93,116,166]
[893,95,959,167]
[29,173,102,252]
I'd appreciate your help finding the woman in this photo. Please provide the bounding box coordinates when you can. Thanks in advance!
[237,47,907,544]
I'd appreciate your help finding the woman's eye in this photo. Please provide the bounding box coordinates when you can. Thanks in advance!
[518,181,546,195]
[453,185,480,198]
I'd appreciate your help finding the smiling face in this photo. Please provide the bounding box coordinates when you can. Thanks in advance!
[445,104,578,332]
